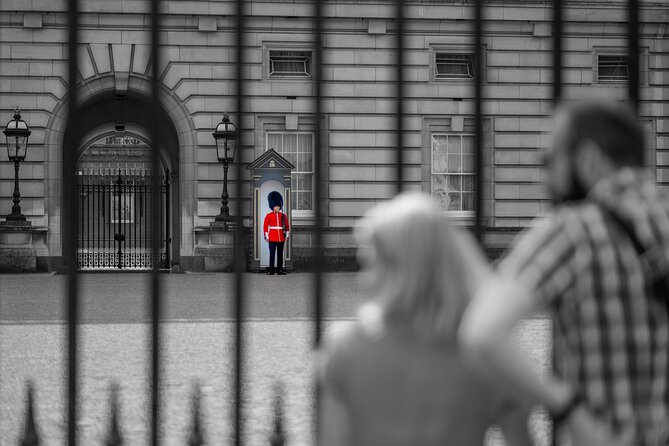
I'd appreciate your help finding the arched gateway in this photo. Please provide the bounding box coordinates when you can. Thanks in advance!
[77,135,171,269]
[45,77,194,271]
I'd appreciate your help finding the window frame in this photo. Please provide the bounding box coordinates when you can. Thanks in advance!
[434,53,475,80]
[266,49,313,79]
[429,44,484,83]
[593,47,648,86]
[265,131,315,218]
[597,54,630,83]
[430,132,477,217]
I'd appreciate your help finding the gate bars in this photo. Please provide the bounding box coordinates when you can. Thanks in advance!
[38,0,641,445]
[76,169,170,270]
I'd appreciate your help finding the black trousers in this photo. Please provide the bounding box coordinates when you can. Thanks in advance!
[268,241,284,271]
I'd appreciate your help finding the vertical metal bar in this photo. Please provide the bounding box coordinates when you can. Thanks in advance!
[79,178,84,267]
[165,170,170,268]
[552,0,563,103]
[96,174,100,267]
[233,0,246,443]
[65,0,80,444]
[313,0,325,441]
[87,172,91,264]
[149,0,162,444]
[134,173,137,267]
[394,0,405,193]
[627,0,639,109]
[159,172,164,268]
[473,0,483,243]
[551,2,563,444]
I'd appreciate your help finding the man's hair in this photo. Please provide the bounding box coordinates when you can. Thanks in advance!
[559,100,645,167]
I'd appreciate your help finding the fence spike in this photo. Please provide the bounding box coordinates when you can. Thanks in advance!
[187,383,205,446]
[268,381,286,446]
[20,381,40,446]
[104,383,123,446]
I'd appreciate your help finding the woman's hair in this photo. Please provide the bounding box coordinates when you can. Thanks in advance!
[355,192,490,341]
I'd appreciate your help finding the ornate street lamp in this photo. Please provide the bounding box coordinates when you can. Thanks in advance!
[212,112,238,223]
[3,108,31,223]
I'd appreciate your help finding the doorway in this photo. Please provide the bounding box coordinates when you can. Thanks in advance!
[76,135,171,270]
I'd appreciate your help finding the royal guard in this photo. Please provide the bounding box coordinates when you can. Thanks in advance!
[263,191,290,275]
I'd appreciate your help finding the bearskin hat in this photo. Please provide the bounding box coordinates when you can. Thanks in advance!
[268,191,283,210]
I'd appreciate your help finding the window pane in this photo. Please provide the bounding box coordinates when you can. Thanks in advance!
[462,135,475,154]
[447,192,462,211]
[462,154,475,173]
[432,174,450,211]
[432,136,448,173]
[462,175,475,192]
[298,151,312,172]
[298,192,312,211]
[462,192,475,211]
[447,154,461,173]
[268,133,282,151]
[447,175,462,191]
[448,135,462,155]
[298,134,311,151]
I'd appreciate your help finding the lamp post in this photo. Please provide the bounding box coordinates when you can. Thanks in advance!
[212,112,238,225]
[3,108,31,223]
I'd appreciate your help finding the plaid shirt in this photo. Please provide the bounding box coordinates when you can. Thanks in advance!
[499,168,669,446]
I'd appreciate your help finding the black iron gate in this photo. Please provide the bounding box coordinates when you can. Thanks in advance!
[77,168,171,270]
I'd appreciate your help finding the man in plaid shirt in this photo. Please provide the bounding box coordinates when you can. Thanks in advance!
[460,100,669,445]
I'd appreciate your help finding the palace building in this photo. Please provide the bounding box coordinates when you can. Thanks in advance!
[0,0,667,271]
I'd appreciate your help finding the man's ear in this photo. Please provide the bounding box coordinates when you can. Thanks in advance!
[574,139,615,188]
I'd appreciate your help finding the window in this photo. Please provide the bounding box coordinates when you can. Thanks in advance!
[598,55,629,83]
[435,54,474,80]
[431,134,475,213]
[269,51,312,78]
[266,132,314,214]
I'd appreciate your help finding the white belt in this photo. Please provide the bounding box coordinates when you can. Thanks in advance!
[269,226,284,229]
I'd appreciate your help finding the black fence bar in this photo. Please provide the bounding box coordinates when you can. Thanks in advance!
[550,1,563,444]
[627,0,639,109]
[149,0,163,445]
[313,0,325,441]
[473,0,483,243]
[313,0,324,350]
[233,0,246,443]
[552,0,563,102]
[394,0,406,192]
[65,0,80,444]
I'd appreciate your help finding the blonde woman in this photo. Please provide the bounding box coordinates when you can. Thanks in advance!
[318,192,531,446]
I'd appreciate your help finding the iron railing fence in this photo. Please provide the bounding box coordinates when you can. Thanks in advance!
[11,0,641,444]
[76,169,170,270]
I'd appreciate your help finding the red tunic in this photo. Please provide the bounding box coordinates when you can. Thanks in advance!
[263,211,290,242]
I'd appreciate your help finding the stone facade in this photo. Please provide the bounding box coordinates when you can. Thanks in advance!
[0,0,667,271]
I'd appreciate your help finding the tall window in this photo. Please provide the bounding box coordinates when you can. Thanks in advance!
[435,54,474,80]
[431,134,475,213]
[597,55,630,83]
[269,51,312,78]
[266,132,314,214]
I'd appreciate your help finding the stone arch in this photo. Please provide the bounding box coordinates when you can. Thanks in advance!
[44,74,197,268]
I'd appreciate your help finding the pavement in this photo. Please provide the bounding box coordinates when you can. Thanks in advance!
[0,272,369,446]
[0,272,551,446]
[0,272,369,324]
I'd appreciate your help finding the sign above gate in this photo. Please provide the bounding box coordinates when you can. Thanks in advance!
[104,136,143,146]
